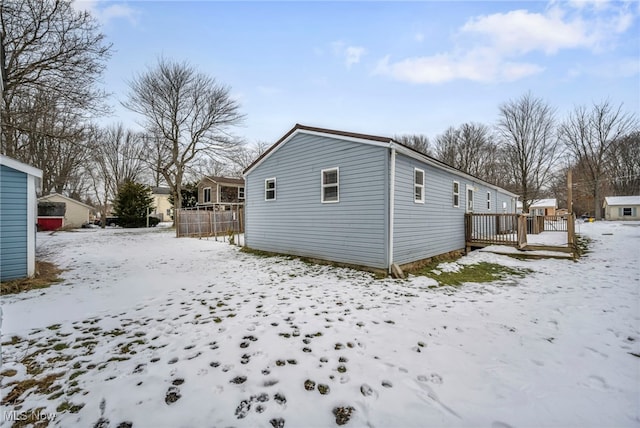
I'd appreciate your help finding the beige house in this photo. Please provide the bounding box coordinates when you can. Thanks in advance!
[38,193,94,228]
[151,187,173,222]
[529,198,557,216]
[197,176,245,206]
[603,196,640,220]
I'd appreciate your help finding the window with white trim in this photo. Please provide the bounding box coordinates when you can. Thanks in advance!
[623,207,632,216]
[487,192,491,210]
[265,178,276,201]
[414,168,424,203]
[453,181,459,208]
[321,168,339,203]
[238,187,245,201]
[203,187,211,203]
[467,187,474,212]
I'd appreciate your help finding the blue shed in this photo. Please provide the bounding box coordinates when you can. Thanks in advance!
[243,124,518,273]
[1,155,43,281]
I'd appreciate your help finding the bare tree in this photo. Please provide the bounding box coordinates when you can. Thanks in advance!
[394,134,431,156]
[433,122,499,182]
[88,124,146,227]
[559,101,637,219]
[604,131,640,196]
[497,93,560,213]
[229,140,270,176]
[1,0,111,158]
[123,58,244,229]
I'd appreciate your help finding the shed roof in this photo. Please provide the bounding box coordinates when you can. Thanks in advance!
[530,198,557,208]
[604,196,640,206]
[0,155,42,178]
[38,193,94,209]
[243,124,518,198]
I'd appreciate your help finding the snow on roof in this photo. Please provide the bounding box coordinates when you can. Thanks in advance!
[604,195,640,206]
[530,198,557,208]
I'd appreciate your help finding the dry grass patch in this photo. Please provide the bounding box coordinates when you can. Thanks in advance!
[1,261,63,295]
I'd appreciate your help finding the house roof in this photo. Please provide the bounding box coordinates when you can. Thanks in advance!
[151,186,171,195]
[604,196,640,206]
[0,155,42,178]
[243,124,518,198]
[199,175,245,186]
[530,198,557,208]
[38,193,95,209]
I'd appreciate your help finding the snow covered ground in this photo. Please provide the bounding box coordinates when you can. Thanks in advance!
[1,221,639,427]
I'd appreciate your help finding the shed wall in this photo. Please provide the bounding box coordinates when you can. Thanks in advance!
[604,205,640,220]
[245,133,388,268]
[1,165,28,280]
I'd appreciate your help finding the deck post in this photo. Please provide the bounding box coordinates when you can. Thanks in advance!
[517,214,528,249]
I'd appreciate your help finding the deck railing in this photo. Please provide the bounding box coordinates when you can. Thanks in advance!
[466,213,576,255]
[464,213,524,248]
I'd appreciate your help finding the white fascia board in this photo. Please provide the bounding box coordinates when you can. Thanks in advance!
[391,143,518,198]
[0,155,42,178]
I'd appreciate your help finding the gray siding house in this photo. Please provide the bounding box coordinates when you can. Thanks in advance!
[243,124,518,272]
[1,155,42,281]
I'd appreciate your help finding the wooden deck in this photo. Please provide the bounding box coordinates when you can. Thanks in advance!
[465,213,576,258]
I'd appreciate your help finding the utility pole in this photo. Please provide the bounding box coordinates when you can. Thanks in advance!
[567,169,573,215]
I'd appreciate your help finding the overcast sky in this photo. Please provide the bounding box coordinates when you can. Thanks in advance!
[75,0,640,145]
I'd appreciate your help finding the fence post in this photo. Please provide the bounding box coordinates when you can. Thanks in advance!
[213,207,217,241]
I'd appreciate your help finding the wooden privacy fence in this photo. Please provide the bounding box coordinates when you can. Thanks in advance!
[176,204,244,239]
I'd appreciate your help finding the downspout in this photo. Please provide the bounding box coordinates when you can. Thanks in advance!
[388,147,396,273]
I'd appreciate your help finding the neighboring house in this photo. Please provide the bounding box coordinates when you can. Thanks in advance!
[603,196,640,220]
[151,187,173,221]
[197,176,245,206]
[0,155,42,281]
[529,198,557,216]
[243,124,518,273]
[38,193,94,229]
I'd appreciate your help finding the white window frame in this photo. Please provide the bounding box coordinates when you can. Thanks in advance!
[265,178,276,201]
[487,191,491,210]
[466,185,474,213]
[321,167,339,203]
[414,168,425,203]
[453,181,459,208]
[238,187,245,200]
[203,187,211,203]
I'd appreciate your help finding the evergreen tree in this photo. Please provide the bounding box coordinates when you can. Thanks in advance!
[113,181,154,228]
[168,181,198,208]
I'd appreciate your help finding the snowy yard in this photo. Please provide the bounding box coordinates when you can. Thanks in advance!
[1,221,639,427]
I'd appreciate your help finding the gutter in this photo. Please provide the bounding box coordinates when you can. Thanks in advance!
[388,147,396,273]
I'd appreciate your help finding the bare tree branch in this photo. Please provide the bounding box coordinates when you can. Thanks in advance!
[123,58,244,229]
[497,92,560,212]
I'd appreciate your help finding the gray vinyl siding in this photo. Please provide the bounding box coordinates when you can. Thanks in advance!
[245,134,388,268]
[1,165,28,280]
[393,154,468,264]
[392,154,516,265]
